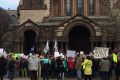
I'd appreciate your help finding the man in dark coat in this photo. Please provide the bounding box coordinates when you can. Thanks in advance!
[115,60,120,80]
[0,56,7,80]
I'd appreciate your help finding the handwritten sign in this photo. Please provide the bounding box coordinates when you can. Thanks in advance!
[93,47,109,58]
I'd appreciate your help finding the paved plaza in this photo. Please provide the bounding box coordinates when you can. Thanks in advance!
[4,77,116,80]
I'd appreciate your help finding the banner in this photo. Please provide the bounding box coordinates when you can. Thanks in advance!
[67,50,76,58]
[93,47,109,58]
[54,40,58,52]
[43,41,49,54]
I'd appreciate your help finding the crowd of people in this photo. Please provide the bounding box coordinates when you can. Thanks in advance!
[0,51,120,80]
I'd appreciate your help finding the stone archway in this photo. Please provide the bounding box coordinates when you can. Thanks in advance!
[16,24,40,53]
[24,30,36,54]
[62,20,96,54]
[68,25,91,53]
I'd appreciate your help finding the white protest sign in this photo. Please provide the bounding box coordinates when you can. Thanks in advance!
[67,50,76,58]
[20,53,25,58]
[0,48,4,53]
[80,51,84,54]
[54,52,60,57]
[0,52,7,58]
[93,47,109,58]
[60,53,65,58]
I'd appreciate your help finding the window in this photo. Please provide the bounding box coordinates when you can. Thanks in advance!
[89,0,94,15]
[26,0,32,8]
[66,0,72,16]
[37,0,42,4]
[77,0,83,14]
[36,0,42,8]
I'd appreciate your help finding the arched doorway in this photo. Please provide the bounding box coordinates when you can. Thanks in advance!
[68,25,91,54]
[24,30,36,54]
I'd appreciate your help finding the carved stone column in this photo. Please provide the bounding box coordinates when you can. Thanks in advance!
[72,0,77,16]
[65,41,68,50]
[21,43,24,53]
[95,0,100,16]
[50,0,54,16]
[90,36,94,51]
[84,0,88,16]
[61,0,65,16]
[32,0,35,9]
[101,29,107,47]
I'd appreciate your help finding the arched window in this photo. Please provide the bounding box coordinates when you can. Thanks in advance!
[26,0,32,8]
[66,0,72,16]
[89,0,94,15]
[36,0,42,8]
[77,0,83,14]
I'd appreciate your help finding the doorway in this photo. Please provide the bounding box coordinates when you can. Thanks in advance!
[68,25,91,54]
[24,30,36,54]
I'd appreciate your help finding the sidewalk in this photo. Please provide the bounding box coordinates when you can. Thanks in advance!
[10,77,115,80]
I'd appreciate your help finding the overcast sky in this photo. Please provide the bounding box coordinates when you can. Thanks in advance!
[0,0,20,10]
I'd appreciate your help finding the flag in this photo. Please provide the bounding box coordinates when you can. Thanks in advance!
[54,40,58,52]
[113,53,118,63]
[44,41,49,54]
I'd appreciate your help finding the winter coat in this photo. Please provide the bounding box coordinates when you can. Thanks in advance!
[82,59,93,75]
[75,56,83,70]
[0,56,7,76]
[28,55,40,71]
[67,58,75,70]
[41,58,51,71]
[7,59,16,79]
[99,59,111,72]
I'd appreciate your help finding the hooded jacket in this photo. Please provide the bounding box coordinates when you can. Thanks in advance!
[82,59,93,75]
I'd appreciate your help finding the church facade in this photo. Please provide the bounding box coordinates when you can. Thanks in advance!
[2,0,120,54]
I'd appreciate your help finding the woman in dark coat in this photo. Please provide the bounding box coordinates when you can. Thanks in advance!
[0,56,7,80]
[115,60,120,80]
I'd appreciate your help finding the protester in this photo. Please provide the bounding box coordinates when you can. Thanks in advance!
[75,54,83,80]
[67,57,75,79]
[99,57,111,80]
[56,56,64,80]
[62,57,68,79]
[50,57,56,78]
[7,56,16,80]
[115,60,120,80]
[41,54,51,80]
[28,52,40,80]
[82,56,93,80]
[0,56,7,80]
[15,57,20,77]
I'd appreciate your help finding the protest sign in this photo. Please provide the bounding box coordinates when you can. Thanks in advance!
[54,52,60,57]
[93,47,109,58]
[67,50,76,58]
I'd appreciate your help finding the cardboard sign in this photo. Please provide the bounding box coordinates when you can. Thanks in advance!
[67,50,76,58]
[93,47,109,58]
[0,48,4,53]
[80,51,84,54]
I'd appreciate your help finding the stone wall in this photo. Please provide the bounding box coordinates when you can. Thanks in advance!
[99,0,111,16]
[19,0,50,24]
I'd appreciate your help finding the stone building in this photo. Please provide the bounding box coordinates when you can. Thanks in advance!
[1,0,120,54]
